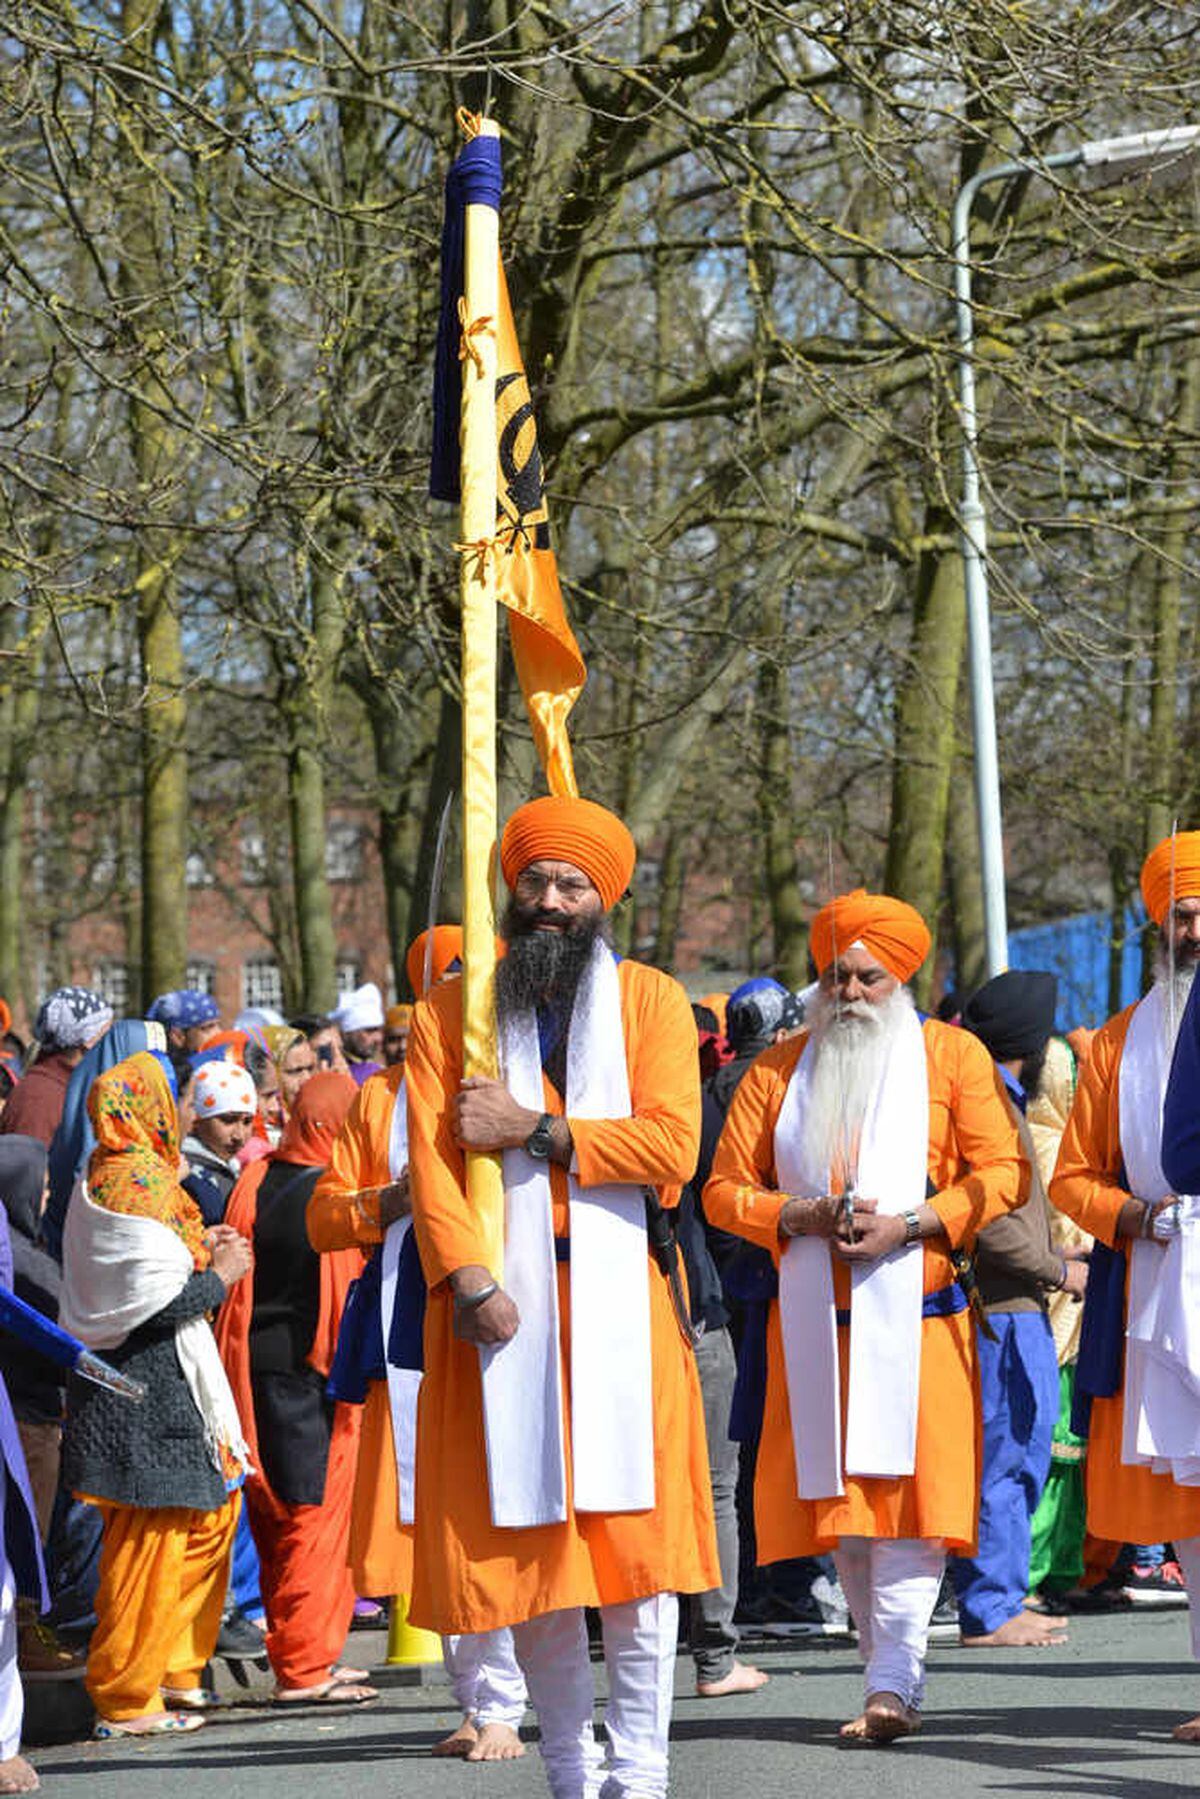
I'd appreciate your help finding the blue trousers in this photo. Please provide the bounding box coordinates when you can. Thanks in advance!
[950,1311,1059,1636]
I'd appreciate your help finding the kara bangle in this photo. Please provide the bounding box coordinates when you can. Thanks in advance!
[454,1280,499,1312]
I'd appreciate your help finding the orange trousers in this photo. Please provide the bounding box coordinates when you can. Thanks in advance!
[244,1401,359,1690]
[86,1493,240,1721]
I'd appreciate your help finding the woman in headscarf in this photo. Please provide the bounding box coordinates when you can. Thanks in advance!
[59,1053,253,1738]
[215,1072,374,1706]
[263,1027,316,1120]
[43,1020,168,1263]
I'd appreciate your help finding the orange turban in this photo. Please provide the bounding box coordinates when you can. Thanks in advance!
[810,888,932,984]
[405,926,464,1000]
[1140,832,1200,927]
[385,1003,412,1033]
[500,796,635,912]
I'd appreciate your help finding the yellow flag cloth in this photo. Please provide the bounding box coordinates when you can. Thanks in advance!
[492,261,585,799]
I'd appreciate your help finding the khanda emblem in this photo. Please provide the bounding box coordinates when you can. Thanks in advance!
[496,370,551,547]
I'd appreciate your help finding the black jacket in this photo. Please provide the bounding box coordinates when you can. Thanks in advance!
[61,1267,230,1510]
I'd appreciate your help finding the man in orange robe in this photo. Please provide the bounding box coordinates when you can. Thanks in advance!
[705,891,1023,1742]
[308,928,529,1762]
[405,796,718,1799]
[1051,832,1200,1744]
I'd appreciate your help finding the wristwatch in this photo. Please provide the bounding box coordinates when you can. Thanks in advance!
[524,1112,555,1159]
[902,1209,921,1245]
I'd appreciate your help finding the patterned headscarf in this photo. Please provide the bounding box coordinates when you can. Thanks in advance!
[36,986,114,1052]
[192,1060,257,1120]
[146,989,221,1030]
[86,1052,208,1268]
[263,1025,305,1073]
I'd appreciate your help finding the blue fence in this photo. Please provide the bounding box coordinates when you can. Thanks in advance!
[1006,907,1147,1030]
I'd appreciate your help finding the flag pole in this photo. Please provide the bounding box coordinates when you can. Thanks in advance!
[458,116,505,1278]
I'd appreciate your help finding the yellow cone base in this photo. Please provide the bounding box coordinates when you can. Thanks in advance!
[387,1593,442,1667]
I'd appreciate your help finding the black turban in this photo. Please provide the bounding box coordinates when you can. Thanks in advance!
[961,970,1058,1062]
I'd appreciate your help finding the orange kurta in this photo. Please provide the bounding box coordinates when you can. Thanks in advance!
[1050,1003,1200,1544]
[405,962,720,1635]
[307,1065,416,1597]
[704,1017,1024,1559]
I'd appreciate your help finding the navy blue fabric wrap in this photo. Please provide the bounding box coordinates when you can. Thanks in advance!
[1163,972,1200,1193]
[327,1229,427,1405]
[1072,1236,1128,1437]
[730,1274,966,1446]
[429,133,503,503]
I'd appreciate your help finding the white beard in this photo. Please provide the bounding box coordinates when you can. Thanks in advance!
[801,985,916,1183]
[1153,951,1197,1052]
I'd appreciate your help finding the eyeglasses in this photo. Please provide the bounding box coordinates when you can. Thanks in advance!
[514,871,595,902]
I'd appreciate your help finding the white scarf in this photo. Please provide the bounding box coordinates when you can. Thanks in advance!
[480,941,655,1527]
[774,1004,928,1499]
[60,1184,251,1481]
[1118,984,1200,1482]
[380,1077,422,1524]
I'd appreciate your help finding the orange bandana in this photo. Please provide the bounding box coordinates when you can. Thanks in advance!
[1140,832,1200,927]
[405,926,464,1000]
[500,796,635,911]
[810,889,932,984]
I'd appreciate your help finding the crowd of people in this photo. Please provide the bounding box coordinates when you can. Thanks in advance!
[0,799,1199,1794]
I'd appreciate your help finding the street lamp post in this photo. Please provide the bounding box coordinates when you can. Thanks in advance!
[951,125,1200,978]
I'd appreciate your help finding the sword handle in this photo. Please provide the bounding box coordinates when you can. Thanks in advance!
[74,1351,147,1404]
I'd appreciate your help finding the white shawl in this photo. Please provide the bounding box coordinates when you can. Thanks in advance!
[61,1184,250,1481]
[774,1005,928,1499]
[480,941,655,1527]
[1118,984,1200,1482]
[381,1076,422,1524]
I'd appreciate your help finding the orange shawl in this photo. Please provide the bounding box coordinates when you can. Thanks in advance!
[214,1073,363,1488]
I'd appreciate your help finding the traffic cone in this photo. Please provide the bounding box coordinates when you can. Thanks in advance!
[386,1593,442,1667]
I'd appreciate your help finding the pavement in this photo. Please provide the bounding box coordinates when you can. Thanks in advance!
[23,1608,1200,1797]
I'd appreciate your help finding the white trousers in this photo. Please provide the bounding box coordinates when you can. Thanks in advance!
[1170,1536,1200,1660]
[442,1627,528,1728]
[833,1536,944,1713]
[511,1594,678,1799]
[0,1554,21,1761]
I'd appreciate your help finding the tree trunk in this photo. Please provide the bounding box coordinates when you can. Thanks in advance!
[286,557,347,1014]
[119,0,188,1006]
[757,591,808,987]
[651,826,686,971]
[406,686,463,993]
[885,519,968,1006]
[946,734,987,1001]
[0,595,46,1008]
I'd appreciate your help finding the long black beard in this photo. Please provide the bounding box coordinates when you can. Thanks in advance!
[495,899,605,1024]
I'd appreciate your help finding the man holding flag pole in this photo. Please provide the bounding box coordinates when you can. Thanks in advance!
[408,113,718,1798]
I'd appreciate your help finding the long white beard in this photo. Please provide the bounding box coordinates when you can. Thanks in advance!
[1153,951,1197,1051]
[801,985,916,1183]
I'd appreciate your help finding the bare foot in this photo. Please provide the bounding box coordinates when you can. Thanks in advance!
[696,1661,770,1698]
[839,1693,920,1743]
[864,1692,920,1742]
[0,1756,38,1793]
[432,1716,479,1758]
[1172,1714,1200,1743]
[961,1612,1068,1648]
[467,1723,525,1761]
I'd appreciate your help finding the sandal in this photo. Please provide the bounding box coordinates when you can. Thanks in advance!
[272,1678,378,1708]
[93,1711,205,1739]
[160,1687,220,1711]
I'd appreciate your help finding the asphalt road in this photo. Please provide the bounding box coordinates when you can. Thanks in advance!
[27,1608,1200,1798]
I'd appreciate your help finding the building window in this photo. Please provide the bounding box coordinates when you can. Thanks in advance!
[185,959,216,998]
[240,827,268,886]
[335,959,360,998]
[326,820,363,883]
[185,852,213,888]
[93,960,131,1013]
[242,957,282,1012]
